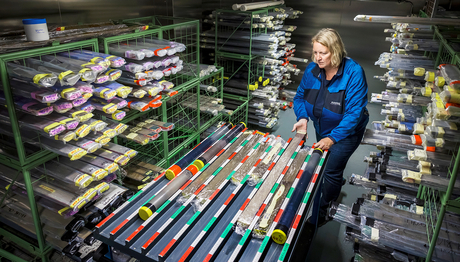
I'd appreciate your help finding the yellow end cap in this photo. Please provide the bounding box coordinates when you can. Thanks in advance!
[314,147,324,154]
[240,122,247,128]
[139,206,153,220]
[271,229,287,244]
[165,169,176,180]
[193,160,205,170]
[259,76,263,82]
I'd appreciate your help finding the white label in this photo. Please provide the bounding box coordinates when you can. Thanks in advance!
[79,240,103,257]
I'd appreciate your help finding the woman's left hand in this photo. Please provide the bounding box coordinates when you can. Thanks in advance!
[315,137,334,150]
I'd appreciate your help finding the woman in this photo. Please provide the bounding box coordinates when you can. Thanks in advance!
[292,28,369,226]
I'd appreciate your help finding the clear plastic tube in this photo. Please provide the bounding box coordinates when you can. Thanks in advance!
[60,51,111,69]
[74,102,95,113]
[61,108,93,122]
[118,130,149,145]
[94,82,132,99]
[52,100,73,113]
[87,98,117,114]
[40,55,106,74]
[0,93,54,116]
[92,86,117,100]
[73,81,93,94]
[354,14,460,26]
[0,109,65,136]
[106,97,128,109]
[439,64,460,91]
[42,112,80,130]
[116,76,148,87]
[129,88,147,98]
[102,68,122,82]
[24,58,81,86]
[78,154,119,174]
[34,161,93,189]
[107,44,145,60]
[0,164,90,216]
[7,62,58,88]
[123,62,145,73]
[68,138,102,154]
[124,98,150,112]
[56,158,108,181]
[94,109,125,121]
[75,50,126,68]
[6,81,60,103]
[40,55,97,82]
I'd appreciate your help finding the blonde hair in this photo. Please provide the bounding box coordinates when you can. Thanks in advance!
[311,28,347,68]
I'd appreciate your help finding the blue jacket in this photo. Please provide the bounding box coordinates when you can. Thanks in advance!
[293,57,369,143]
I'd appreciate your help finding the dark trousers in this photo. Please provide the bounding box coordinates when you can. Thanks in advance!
[309,125,366,225]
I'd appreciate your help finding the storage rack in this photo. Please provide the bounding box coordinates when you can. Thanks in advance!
[343,14,460,261]
[0,39,100,262]
[0,15,224,261]
[214,8,269,102]
[415,16,460,261]
[100,16,224,169]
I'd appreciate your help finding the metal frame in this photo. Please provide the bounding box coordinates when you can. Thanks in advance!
[0,39,99,262]
[214,8,269,102]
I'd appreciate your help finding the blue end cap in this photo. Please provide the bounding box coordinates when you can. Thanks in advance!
[23,19,47,25]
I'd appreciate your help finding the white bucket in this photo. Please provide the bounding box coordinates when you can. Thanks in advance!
[23,18,49,41]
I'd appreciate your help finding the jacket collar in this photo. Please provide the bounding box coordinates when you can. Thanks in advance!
[311,57,346,79]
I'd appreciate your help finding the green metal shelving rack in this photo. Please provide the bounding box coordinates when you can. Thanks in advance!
[0,39,100,262]
[412,13,460,261]
[214,8,269,102]
[100,16,225,168]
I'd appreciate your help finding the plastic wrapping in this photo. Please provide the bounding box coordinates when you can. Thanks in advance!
[34,160,93,189]
[67,138,102,154]
[6,81,60,103]
[0,109,65,136]
[101,142,137,158]
[55,158,108,181]
[78,154,119,174]
[41,55,106,74]
[61,51,111,69]
[40,55,97,82]
[0,163,91,215]
[75,50,126,68]
[118,130,149,145]
[402,169,460,193]
[0,92,54,116]
[439,64,460,90]
[7,62,58,87]
[24,58,81,86]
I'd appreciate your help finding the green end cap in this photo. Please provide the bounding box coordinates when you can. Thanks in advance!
[193,160,204,170]
[271,229,287,244]
[139,206,153,220]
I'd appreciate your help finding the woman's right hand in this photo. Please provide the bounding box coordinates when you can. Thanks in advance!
[291,118,308,139]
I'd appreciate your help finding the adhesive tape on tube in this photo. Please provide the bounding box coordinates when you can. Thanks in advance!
[59,70,74,80]
[33,74,50,84]
[436,76,445,87]
[412,135,422,145]
[43,122,61,133]
[425,71,435,82]
[414,67,425,76]
[75,174,93,188]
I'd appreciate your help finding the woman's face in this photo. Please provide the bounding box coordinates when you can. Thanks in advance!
[313,41,332,69]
